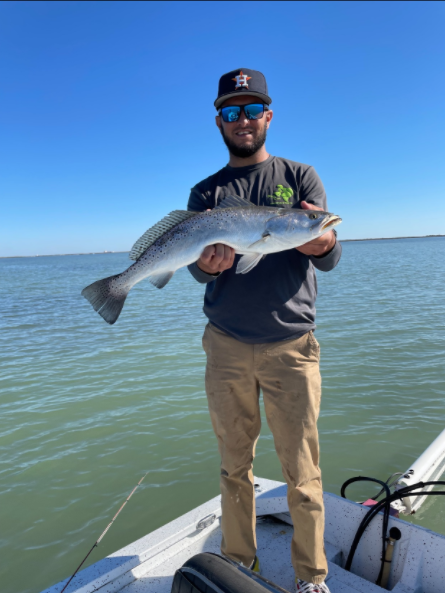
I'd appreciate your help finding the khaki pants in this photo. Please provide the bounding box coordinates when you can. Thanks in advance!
[202,323,327,584]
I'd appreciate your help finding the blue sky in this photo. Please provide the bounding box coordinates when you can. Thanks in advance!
[1,0,444,257]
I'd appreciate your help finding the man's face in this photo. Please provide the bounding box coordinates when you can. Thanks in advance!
[216,95,273,159]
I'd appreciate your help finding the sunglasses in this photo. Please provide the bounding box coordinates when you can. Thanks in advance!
[218,103,268,123]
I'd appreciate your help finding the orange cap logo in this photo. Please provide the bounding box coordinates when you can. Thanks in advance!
[232,71,252,89]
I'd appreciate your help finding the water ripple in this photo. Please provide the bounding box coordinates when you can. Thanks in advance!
[0,239,444,593]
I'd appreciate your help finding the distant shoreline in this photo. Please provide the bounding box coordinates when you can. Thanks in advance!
[341,234,444,242]
[1,235,444,259]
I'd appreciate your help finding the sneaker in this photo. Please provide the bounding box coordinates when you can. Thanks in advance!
[250,555,261,574]
[295,579,330,593]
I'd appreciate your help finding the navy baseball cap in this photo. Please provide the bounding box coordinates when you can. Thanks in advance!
[214,68,272,110]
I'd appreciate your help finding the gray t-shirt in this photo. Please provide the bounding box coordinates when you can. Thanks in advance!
[187,155,341,344]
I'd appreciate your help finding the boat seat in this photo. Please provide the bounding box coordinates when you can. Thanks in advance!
[171,553,290,593]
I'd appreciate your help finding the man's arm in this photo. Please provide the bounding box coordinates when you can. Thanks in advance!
[187,187,235,283]
[296,167,342,272]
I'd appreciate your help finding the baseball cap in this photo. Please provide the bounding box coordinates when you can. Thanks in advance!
[214,68,272,110]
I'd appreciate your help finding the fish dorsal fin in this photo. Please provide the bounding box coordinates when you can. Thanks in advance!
[129,210,198,261]
[216,194,256,209]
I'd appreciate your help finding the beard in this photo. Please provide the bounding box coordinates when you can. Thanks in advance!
[220,123,268,159]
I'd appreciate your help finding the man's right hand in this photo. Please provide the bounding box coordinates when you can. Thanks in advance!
[197,244,236,275]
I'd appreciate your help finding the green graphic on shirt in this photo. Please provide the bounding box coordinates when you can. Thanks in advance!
[267,184,294,204]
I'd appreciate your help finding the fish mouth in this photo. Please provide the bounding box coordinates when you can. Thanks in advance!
[321,215,342,231]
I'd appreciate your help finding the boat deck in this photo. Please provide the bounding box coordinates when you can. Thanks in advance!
[44,477,445,593]
[119,514,383,593]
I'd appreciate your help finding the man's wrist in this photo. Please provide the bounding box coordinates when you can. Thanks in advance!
[313,231,337,258]
[196,261,221,276]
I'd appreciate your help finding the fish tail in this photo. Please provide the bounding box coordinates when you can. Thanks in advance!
[81,275,130,325]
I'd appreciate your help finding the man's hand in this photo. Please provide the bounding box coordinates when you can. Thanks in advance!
[197,244,236,275]
[296,201,336,257]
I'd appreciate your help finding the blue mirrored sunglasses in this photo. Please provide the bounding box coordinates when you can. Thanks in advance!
[219,103,268,123]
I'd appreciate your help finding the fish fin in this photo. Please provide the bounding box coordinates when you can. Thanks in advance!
[81,275,129,325]
[247,233,270,250]
[236,253,264,274]
[215,194,256,209]
[129,210,198,261]
[149,271,174,289]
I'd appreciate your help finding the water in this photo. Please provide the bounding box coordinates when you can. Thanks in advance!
[1,238,444,593]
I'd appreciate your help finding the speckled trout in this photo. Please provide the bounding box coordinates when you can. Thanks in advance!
[81,195,341,325]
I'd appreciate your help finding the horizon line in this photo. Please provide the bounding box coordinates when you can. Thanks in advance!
[1,235,444,259]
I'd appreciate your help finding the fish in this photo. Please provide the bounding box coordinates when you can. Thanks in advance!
[81,195,341,325]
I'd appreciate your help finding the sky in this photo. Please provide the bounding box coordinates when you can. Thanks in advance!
[0,0,444,257]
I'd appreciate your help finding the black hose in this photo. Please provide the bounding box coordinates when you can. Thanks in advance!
[369,472,405,501]
[341,477,445,585]
[341,477,391,584]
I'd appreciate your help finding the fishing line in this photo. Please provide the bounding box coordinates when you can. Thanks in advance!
[60,472,148,593]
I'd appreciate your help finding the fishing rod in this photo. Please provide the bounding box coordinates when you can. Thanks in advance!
[60,472,148,593]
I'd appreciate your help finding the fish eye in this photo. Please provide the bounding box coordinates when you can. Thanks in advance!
[309,212,319,219]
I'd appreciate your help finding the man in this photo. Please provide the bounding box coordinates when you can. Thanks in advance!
[187,68,341,593]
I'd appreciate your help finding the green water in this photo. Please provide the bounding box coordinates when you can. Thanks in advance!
[1,238,444,593]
